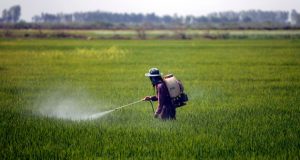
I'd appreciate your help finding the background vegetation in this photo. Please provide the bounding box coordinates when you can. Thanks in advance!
[1,5,300,29]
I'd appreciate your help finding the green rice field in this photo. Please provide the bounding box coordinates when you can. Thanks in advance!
[0,38,299,159]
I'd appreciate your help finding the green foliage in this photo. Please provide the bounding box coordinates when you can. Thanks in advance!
[0,39,299,159]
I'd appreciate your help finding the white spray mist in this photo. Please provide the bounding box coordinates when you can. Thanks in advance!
[35,89,112,121]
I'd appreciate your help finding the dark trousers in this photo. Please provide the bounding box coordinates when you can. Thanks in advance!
[160,106,176,120]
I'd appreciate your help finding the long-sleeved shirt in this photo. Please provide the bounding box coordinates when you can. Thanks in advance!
[150,82,175,119]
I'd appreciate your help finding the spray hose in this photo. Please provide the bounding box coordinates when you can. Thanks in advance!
[149,100,155,113]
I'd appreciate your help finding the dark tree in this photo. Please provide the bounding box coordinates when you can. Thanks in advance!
[1,5,21,23]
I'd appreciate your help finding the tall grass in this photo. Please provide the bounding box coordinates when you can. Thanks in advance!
[0,39,299,159]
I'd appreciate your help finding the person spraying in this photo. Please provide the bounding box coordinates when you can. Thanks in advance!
[143,68,188,120]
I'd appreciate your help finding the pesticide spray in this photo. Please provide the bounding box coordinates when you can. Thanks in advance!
[38,97,153,121]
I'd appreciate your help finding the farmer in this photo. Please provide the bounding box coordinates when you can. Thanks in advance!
[143,68,176,120]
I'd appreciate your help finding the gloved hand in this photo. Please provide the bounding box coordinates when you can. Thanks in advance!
[143,96,151,101]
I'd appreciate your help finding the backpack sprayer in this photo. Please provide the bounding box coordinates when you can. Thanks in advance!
[164,74,188,108]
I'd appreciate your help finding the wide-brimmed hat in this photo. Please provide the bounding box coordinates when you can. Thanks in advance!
[145,68,163,77]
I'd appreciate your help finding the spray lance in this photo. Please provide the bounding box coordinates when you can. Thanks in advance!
[111,99,154,113]
[87,99,155,120]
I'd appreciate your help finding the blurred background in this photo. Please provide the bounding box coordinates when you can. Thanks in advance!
[0,0,300,39]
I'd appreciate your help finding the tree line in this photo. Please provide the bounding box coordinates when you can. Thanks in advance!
[1,5,300,29]
[32,10,300,26]
[0,5,21,23]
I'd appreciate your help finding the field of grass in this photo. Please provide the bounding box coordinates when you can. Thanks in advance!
[0,38,300,159]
